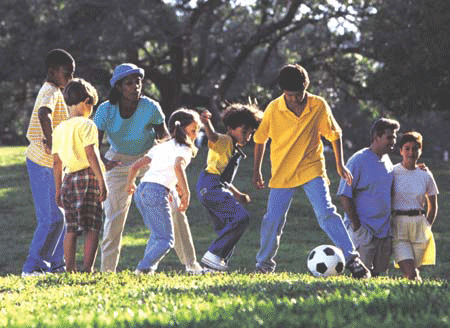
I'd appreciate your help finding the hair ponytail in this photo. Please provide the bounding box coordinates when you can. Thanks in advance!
[168,109,201,153]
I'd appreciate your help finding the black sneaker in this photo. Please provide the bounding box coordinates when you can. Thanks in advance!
[346,256,371,279]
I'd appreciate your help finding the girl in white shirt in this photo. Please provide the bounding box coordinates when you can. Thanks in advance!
[126,109,201,274]
[392,131,439,281]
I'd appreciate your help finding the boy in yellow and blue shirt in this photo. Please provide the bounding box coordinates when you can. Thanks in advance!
[253,64,370,278]
[196,104,263,271]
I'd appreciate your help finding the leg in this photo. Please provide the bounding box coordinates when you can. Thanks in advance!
[64,231,77,273]
[22,159,65,274]
[83,230,100,273]
[170,193,201,271]
[256,188,295,272]
[398,259,419,280]
[303,177,357,262]
[135,183,174,272]
[100,165,133,272]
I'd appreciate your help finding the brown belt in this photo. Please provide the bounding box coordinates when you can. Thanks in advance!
[392,209,425,216]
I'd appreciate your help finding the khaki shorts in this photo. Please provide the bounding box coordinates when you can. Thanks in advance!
[392,214,435,266]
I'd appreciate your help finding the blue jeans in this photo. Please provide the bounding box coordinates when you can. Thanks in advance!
[22,159,65,273]
[134,182,174,272]
[256,177,357,271]
[196,171,250,260]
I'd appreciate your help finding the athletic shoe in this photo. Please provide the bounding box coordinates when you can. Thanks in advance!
[21,269,46,278]
[185,262,205,275]
[346,256,371,279]
[134,269,154,276]
[201,251,229,271]
[254,266,271,274]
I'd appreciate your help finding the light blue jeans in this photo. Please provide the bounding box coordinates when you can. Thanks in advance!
[22,159,65,273]
[256,177,357,272]
[134,182,174,272]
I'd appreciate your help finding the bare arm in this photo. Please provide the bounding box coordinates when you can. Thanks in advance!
[200,110,219,143]
[426,194,438,225]
[252,142,266,189]
[340,195,361,231]
[38,107,53,154]
[53,154,63,208]
[331,138,352,186]
[126,156,152,194]
[174,157,190,212]
[85,144,107,202]
[228,183,251,204]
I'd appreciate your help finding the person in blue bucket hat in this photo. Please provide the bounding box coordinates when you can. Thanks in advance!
[94,63,204,274]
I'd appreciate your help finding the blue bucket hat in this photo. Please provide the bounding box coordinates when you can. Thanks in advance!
[110,63,145,87]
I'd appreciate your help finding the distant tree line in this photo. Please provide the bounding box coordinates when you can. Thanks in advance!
[0,0,449,155]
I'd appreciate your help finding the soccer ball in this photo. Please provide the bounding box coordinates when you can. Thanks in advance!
[307,245,345,277]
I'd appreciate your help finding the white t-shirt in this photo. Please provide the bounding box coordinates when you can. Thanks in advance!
[392,163,439,211]
[140,139,193,190]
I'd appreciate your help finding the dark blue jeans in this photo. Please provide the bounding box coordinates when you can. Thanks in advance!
[196,171,249,260]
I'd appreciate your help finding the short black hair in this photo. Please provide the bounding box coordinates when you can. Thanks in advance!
[45,49,75,70]
[278,64,310,91]
[222,103,263,130]
[369,118,400,143]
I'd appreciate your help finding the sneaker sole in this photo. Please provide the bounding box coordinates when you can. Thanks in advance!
[201,257,228,271]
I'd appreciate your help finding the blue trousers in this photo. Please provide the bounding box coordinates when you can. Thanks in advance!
[22,159,65,273]
[256,177,357,272]
[134,182,174,272]
[196,171,249,260]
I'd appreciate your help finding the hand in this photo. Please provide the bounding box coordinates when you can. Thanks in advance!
[200,110,212,125]
[417,162,429,172]
[237,193,251,204]
[352,222,361,232]
[43,139,52,155]
[99,182,107,202]
[103,158,123,171]
[126,182,136,195]
[252,172,265,189]
[337,164,353,186]
[178,193,190,212]
[55,190,63,208]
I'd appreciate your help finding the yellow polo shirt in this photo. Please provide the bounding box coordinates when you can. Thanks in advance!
[253,92,342,188]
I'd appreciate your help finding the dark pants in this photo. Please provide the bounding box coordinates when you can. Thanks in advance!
[196,171,249,260]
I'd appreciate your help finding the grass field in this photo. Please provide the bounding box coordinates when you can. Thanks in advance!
[1,145,450,327]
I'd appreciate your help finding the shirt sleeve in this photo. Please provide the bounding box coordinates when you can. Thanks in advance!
[426,171,439,195]
[39,86,58,113]
[253,103,272,144]
[80,120,99,148]
[93,102,109,131]
[318,98,342,142]
[144,98,165,125]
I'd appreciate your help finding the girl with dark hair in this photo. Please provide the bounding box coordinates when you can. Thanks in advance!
[125,109,201,274]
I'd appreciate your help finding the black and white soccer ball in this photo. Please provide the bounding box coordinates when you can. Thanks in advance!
[307,245,345,277]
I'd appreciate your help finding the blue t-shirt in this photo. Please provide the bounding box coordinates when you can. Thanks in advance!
[337,148,394,238]
[93,96,165,155]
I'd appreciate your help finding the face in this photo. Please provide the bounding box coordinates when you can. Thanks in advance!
[229,125,254,146]
[52,64,74,88]
[376,129,397,155]
[117,73,142,101]
[284,90,306,107]
[184,121,200,142]
[400,141,421,164]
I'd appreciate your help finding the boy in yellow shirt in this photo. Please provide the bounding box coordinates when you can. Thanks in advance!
[52,78,107,273]
[22,49,75,277]
[253,64,370,278]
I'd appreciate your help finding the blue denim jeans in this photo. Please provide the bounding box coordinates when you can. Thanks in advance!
[196,171,250,261]
[256,177,357,272]
[134,182,174,272]
[22,159,65,273]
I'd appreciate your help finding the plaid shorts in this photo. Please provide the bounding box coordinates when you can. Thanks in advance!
[61,167,103,232]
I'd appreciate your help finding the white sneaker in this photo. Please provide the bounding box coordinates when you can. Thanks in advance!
[201,251,229,271]
[185,262,204,275]
[134,269,154,276]
[21,270,47,278]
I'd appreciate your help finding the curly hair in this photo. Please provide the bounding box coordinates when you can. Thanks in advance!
[222,103,263,130]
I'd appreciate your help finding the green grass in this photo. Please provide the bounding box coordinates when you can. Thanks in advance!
[1,145,450,327]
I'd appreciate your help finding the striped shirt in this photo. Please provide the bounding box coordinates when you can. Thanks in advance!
[25,82,68,168]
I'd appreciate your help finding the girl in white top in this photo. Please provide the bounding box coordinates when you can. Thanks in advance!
[126,109,201,274]
[392,131,439,281]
